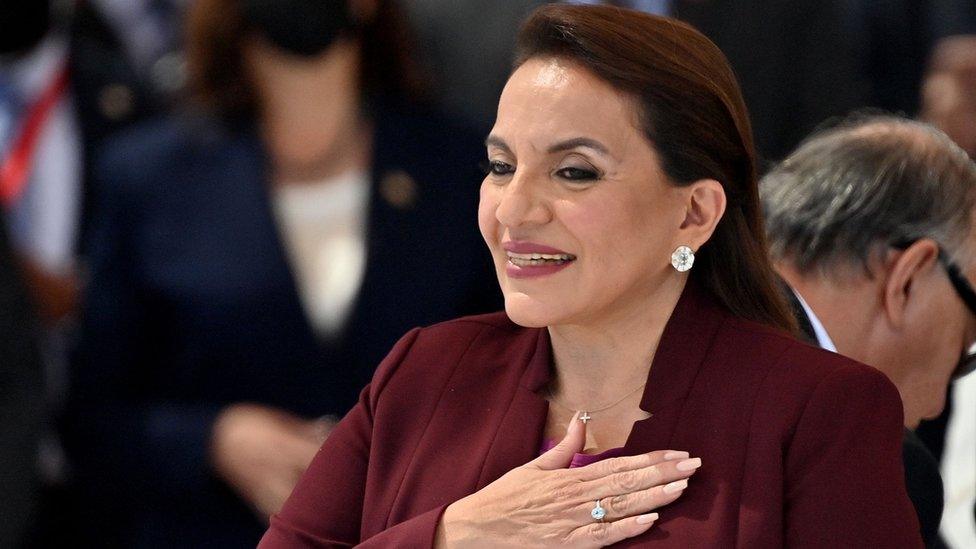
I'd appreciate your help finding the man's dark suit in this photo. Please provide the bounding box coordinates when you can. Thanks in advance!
[64,105,502,547]
[784,288,945,547]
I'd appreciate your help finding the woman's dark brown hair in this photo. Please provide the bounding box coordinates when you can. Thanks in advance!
[185,0,426,120]
[515,4,797,332]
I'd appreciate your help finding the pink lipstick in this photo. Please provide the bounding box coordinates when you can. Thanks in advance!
[502,241,577,279]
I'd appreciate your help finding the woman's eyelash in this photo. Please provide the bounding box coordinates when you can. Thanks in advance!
[478,161,599,182]
[480,159,515,176]
[556,166,599,181]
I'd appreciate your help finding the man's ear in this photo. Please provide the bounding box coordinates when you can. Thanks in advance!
[677,179,726,249]
[881,239,941,328]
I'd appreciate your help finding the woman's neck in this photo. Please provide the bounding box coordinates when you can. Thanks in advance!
[547,275,687,408]
[247,37,371,183]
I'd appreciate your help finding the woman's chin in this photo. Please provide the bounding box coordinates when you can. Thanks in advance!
[502,295,562,328]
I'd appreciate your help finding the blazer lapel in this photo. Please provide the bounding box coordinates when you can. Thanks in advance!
[626,281,728,452]
[235,129,322,350]
[467,282,732,486]
[476,327,553,488]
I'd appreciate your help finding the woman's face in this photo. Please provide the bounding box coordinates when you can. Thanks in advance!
[479,57,692,328]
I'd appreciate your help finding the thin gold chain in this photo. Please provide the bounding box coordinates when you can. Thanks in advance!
[547,382,647,415]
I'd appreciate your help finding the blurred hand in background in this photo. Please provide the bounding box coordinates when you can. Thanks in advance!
[211,404,335,521]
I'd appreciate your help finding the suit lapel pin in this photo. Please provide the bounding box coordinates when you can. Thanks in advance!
[379,170,418,210]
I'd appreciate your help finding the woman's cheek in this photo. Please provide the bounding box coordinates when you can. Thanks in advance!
[478,185,501,245]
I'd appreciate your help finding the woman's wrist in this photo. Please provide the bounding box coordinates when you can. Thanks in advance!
[435,499,481,549]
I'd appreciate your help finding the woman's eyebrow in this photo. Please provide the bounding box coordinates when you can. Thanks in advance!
[485,135,611,156]
[485,135,513,154]
[546,137,610,155]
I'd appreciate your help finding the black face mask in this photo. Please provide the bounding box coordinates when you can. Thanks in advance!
[0,1,50,57]
[242,0,354,58]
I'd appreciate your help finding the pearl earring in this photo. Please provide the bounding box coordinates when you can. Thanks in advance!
[671,245,695,272]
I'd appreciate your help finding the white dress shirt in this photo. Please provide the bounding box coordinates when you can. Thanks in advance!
[791,288,838,352]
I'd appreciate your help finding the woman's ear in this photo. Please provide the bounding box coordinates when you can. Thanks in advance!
[881,239,940,329]
[677,179,726,249]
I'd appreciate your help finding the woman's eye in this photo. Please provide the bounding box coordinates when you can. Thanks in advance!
[481,160,515,176]
[556,166,599,181]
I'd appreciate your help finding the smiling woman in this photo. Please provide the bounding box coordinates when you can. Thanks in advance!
[480,56,721,331]
[259,5,924,548]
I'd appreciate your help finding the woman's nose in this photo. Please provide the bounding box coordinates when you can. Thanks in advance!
[494,173,552,228]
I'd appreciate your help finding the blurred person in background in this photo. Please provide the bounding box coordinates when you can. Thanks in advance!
[64,0,499,546]
[919,34,976,549]
[921,36,976,160]
[1,0,195,323]
[69,0,195,245]
[760,115,976,548]
[2,2,195,546]
[1,1,80,327]
[71,0,192,136]
[406,0,866,161]
[1,5,83,546]
[842,0,974,118]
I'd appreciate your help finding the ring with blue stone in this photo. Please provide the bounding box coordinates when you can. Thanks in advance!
[591,499,606,521]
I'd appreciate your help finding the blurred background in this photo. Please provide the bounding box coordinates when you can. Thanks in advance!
[0,0,973,547]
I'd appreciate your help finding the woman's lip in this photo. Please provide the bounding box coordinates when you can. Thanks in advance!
[502,240,572,255]
[505,259,574,279]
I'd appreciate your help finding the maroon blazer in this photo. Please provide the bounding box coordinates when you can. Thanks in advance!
[260,283,923,548]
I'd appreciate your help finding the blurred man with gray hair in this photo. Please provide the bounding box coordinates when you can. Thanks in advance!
[761,115,976,547]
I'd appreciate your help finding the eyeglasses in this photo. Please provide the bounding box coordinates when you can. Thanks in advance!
[894,239,976,380]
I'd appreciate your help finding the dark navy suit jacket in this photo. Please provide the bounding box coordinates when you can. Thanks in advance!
[261,281,923,548]
[65,105,501,547]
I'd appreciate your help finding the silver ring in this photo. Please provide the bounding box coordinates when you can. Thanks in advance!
[591,499,606,522]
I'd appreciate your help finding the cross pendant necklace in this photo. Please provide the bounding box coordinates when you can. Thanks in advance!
[549,382,647,424]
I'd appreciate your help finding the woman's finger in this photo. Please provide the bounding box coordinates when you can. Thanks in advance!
[575,477,687,522]
[574,449,689,481]
[532,411,587,471]
[582,456,701,501]
[564,512,659,547]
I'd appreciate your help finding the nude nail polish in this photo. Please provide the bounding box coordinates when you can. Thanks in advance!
[676,457,702,471]
[636,512,659,525]
[663,479,688,494]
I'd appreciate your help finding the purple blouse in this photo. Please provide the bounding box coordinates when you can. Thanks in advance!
[539,439,628,468]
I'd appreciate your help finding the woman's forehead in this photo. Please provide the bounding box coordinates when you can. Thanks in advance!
[493,58,642,151]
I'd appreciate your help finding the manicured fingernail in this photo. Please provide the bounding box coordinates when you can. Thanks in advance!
[664,451,690,460]
[636,512,659,525]
[676,457,702,471]
[663,479,688,494]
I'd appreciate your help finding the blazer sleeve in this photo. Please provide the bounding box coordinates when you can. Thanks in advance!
[783,363,924,548]
[65,148,221,504]
[259,326,449,548]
